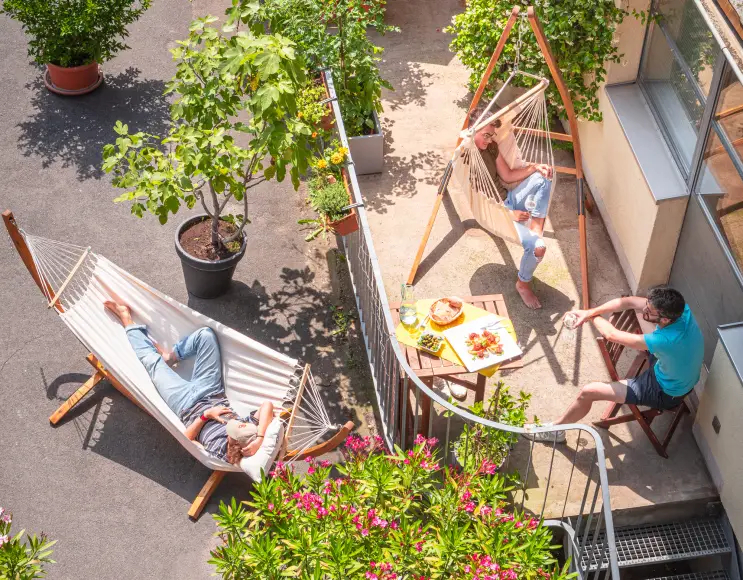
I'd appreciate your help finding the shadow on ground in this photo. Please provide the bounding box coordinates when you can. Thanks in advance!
[17,67,170,181]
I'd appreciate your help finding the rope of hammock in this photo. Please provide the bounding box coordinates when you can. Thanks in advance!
[20,229,340,458]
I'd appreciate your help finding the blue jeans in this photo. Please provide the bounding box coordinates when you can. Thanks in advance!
[125,325,223,416]
[504,172,552,283]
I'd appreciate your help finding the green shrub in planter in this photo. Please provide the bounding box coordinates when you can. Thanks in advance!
[299,174,351,240]
[0,506,56,579]
[208,435,573,579]
[1,0,151,68]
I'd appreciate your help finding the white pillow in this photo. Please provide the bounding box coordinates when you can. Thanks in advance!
[239,418,284,481]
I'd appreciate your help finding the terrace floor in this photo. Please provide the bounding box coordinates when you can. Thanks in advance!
[359,0,718,519]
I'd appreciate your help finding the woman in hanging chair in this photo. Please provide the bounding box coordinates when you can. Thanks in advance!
[471,105,553,309]
[103,299,277,466]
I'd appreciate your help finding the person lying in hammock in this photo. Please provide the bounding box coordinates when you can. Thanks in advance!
[471,105,553,309]
[103,299,275,466]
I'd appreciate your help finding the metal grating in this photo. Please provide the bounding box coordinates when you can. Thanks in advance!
[581,518,731,570]
[646,572,729,580]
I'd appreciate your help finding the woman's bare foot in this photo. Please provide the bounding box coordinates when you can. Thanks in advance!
[103,300,134,326]
[516,280,542,309]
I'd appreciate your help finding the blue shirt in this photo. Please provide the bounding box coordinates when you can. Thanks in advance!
[644,305,704,397]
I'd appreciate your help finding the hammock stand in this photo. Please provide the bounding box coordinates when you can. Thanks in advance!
[3,210,355,520]
[407,6,593,308]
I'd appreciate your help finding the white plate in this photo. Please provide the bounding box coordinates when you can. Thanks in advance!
[443,314,522,372]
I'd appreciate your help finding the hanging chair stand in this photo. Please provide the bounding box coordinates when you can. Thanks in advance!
[407,6,593,308]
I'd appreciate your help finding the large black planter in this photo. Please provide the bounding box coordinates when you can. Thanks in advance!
[175,215,247,299]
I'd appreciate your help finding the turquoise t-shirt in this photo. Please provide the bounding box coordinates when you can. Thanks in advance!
[644,305,704,397]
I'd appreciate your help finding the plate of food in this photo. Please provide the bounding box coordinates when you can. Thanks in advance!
[417,331,445,355]
[443,314,522,372]
[429,296,464,326]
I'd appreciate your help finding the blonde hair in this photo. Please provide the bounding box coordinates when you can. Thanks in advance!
[226,437,244,466]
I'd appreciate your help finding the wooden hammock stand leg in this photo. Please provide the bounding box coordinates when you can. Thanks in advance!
[406,6,591,308]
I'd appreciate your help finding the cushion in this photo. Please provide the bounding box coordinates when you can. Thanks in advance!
[239,417,284,481]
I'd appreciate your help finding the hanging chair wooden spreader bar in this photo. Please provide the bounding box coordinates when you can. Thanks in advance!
[407,6,591,309]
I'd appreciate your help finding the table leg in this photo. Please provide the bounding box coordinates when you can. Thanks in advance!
[475,373,486,404]
[420,378,433,437]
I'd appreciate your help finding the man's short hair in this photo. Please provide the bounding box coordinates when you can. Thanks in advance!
[647,286,686,321]
[469,104,502,129]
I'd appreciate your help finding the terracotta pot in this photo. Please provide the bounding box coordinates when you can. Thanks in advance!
[329,172,359,236]
[46,62,100,92]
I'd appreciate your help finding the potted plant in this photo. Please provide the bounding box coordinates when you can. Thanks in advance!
[454,382,532,473]
[297,78,334,134]
[229,0,397,174]
[1,0,151,95]
[103,16,316,298]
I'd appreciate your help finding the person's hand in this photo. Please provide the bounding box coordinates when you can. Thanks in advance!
[564,309,592,328]
[241,438,263,458]
[204,406,232,424]
[512,210,530,222]
[534,163,553,178]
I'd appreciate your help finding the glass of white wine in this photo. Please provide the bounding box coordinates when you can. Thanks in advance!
[524,194,537,215]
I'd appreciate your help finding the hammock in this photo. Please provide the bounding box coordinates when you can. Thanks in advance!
[12,224,344,476]
[451,72,557,244]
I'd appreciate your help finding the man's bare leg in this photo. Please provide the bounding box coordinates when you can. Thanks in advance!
[556,380,628,425]
[104,300,177,365]
[515,217,546,309]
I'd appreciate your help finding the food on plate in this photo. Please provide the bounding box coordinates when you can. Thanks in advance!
[418,331,444,353]
[429,296,464,325]
[464,330,504,360]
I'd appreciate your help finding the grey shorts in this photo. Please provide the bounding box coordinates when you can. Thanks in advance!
[624,356,687,410]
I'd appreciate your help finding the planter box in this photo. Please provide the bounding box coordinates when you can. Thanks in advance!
[330,170,360,236]
[348,110,384,175]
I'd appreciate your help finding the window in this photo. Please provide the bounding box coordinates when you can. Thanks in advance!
[697,66,743,270]
[639,0,718,175]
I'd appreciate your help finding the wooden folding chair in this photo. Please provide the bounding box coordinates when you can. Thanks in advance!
[592,309,690,458]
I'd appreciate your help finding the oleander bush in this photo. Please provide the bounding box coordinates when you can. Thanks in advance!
[209,435,573,579]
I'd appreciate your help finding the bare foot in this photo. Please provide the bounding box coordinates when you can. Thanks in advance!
[516,280,542,309]
[103,300,134,326]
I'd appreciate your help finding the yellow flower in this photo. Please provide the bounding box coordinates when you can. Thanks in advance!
[316,159,328,169]
[339,147,349,155]
[298,112,304,118]
[311,132,318,138]
[330,153,343,165]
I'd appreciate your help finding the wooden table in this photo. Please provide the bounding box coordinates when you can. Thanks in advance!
[390,294,523,438]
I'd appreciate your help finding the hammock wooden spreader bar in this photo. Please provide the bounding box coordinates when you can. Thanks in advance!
[407,6,592,309]
[3,209,355,520]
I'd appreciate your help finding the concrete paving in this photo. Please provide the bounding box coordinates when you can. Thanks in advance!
[0,2,375,579]
[361,0,717,518]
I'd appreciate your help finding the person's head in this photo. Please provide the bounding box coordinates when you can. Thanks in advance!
[225,419,258,465]
[644,286,686,326]
[469,104,502,150]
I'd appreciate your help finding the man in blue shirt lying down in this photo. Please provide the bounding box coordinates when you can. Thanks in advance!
[525,286,704,443]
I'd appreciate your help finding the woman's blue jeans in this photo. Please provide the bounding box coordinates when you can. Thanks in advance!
[125,325,223,415]
[503,172,552,283]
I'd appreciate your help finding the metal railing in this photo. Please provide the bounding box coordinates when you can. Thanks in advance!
[323,71,620,579]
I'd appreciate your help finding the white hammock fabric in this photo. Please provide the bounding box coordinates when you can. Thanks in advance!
[22,231,337,473]
[451,75,557,244]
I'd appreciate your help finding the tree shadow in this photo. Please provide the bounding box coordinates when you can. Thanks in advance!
[384,60,435,112]
[17,67,170,181]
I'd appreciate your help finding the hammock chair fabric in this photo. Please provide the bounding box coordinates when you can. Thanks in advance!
[450,74,556,244]
[20,230,337,474]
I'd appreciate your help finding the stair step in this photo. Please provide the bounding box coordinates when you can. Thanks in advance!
[645,572,729,580]
[580,518,731,571]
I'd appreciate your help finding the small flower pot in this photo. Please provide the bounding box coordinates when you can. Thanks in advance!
[45,62,103,96]
[174,214,247,299]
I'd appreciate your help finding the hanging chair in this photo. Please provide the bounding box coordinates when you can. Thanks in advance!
[3,210,354,519]
[451,70,557,244]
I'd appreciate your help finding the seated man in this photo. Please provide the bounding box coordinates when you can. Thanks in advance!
[104,300,275,465]
[524,286,704,442]
[471,105,553,309]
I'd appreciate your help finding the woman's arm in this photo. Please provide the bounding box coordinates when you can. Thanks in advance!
[495,153,536,184]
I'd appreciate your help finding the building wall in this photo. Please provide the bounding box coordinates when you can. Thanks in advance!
[693,340,743,539]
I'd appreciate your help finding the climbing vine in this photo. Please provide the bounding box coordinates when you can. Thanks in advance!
[446,0,631,122]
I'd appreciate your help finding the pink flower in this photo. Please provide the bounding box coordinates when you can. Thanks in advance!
[267,503,274,511]
[464,501,475,513]
[428,437,438,446]
[390,520,399,530]
[1,514,10,524]
[414,434,426,445]
[0,535,8,547]
[415,541,423,552]
[481,505,493,516]
[305,456,314,463]
[361,528,370,537]
[320,460,331,468]
[308,466,316,474]
[461,490,472,501]
[365,573,378,580]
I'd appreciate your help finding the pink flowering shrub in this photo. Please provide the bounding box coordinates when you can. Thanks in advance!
[209,435,572,580]
[0,506,56,579]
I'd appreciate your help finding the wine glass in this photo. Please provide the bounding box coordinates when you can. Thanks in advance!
[524,195,537,214]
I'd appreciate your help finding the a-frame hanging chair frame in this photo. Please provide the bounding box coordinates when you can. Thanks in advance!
[407,6,592,308]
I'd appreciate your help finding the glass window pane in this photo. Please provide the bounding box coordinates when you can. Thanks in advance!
[641,23,706,171]
[697,66,743,270]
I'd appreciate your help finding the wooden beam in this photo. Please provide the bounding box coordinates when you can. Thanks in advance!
[49,368,105,425]
[512,125,573,142]
[285,421,355,460]
[2,210,64,314]
[188,470,226,520]
[715,102,743,121]
[555,165,577,175]
[85,354,150,415]
[406,8,520,285]
[282,364,310,455]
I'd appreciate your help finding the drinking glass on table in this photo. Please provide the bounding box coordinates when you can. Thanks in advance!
[400,283,418,327]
